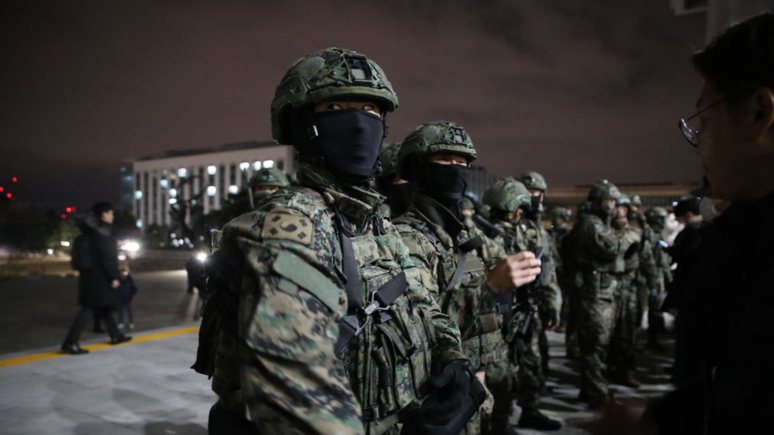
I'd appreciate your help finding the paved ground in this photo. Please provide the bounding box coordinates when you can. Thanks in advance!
[0,272,675,434]
[0,271,201,354]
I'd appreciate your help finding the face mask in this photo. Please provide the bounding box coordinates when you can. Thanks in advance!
[388,182,415,216]
[699,196,720,223]
[312,108,385,182]
[527,195,544,220]
[417,162,469,208]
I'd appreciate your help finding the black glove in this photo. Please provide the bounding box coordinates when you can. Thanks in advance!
[400,360,486,435]
[542,308,558,329]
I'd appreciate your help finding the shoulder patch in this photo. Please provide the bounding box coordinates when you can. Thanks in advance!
[261,211,314,245]
[273,250,341,313]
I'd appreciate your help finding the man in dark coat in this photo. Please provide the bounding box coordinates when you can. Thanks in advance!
[61,202,132,354]
[641,12,774,435]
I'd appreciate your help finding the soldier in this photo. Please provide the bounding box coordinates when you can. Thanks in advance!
[249,167,290,200]
[482,176,563,432]
[643,206,673,350]
[195,48,496,435]
[607,194,647,388]
[393,122,543,435]
[567,179,623,408]
[374,143,414,218]
[548,207,572,333]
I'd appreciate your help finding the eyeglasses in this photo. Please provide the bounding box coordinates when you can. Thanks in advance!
[678,96,729,148]
[679,87,757,147]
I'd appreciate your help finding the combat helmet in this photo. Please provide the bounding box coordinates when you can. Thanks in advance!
[271,47,399,145]
[617,193,632,208]
[397,121,477,181]
[627,193,642,207]
[587,179,621,202]
[645,206,669,230]
[378,143,402,179]
[483,177,532,214]
[551,207,572,220]
[250,168,290,189]
[518,171,548,192]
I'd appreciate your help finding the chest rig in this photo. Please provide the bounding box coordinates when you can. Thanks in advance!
[324,187,437,433]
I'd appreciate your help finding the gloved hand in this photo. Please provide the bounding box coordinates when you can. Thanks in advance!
[542,308,558,331]
[400,359,486,435]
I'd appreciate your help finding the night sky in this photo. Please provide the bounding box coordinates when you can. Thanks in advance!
[1,0,707,210]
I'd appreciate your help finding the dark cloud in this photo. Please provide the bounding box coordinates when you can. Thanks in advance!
[1,0,706,209]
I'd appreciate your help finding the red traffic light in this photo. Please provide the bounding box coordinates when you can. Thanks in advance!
[5,193,11,199]
[12,177,17,183]
[61,214,67,219]
[0,187,4,192]
[65,207,72,213]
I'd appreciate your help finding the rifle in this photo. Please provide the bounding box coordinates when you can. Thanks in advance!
[507,246,544,365]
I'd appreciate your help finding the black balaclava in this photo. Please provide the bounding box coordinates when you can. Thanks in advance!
[388,182,416,216]
[415,161,470,211]
[291,107,386,184]
[527,195,544,221]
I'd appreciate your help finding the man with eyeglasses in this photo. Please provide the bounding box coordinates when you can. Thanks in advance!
[597,12,774,435]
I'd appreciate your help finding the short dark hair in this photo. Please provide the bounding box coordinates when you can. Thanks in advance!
[92,201,114,216]
[693,12,774,95]
[674,197,700,218]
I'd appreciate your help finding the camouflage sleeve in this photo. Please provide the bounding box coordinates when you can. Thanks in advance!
[223,210,365,435]
[639,238,659,289]
[539,236,561,313]
[393,227,468,365]
[578,217,620,260]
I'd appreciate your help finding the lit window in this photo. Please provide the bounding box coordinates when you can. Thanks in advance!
[160,179,168,189]
[207,186,217,196]
[169,188,177,198]
[135,190,143,200]
[253,161,262,170]
[239,162,250,171]
[178,168,187,177]
[169,198,177,205]
[229,185,239,194]
[207,165,217,175]
[263,159,274,168]
[136,220,143,228]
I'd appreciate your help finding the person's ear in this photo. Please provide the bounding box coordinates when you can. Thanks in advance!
[751,87,774,143]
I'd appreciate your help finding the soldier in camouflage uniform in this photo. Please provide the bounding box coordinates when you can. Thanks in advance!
[548,207,572,333]
[375,143,414,218]
[643,206,672,350]
[393,122,543,435]
[481,176,563,432]
[511,172,562,430]
[566,179,624,408]
[198,48,489,435]
[607,194,652,388]
[250,168,290,198]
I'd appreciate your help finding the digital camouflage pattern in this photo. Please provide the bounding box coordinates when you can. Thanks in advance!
[608,225,643,379]
[271,48,399,144]
[396,121,477,180]
[249,168,291,189]
[566,211,623,403]
[395,194,504,434]
[210,163,468,435]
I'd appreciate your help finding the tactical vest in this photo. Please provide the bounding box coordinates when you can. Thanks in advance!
[195,184,439,435]
[396,210,495,370]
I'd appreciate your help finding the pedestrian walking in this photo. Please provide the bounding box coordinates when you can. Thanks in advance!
[61,202,132,354]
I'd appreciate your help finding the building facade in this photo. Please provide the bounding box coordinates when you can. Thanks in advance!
[128,141,294,229]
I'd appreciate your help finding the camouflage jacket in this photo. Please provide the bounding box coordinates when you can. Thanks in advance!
[643,227,673,293]
[212,164,466,435]
[395,195,506,370]
[565,213,623,300]
[487,218,560,315]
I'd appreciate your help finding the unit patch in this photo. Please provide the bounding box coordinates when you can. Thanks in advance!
[261,211,314,246]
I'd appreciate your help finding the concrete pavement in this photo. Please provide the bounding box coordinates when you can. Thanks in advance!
[0,272,676,434]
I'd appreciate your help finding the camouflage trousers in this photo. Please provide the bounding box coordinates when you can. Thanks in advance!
[575,272,618,400]
[608,271,638,376]
[517,314,545,408]
[483,330,517,432]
